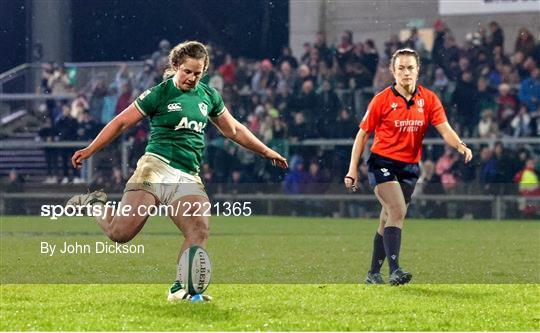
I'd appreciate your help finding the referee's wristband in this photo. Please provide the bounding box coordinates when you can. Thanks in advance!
[457,141,467,153]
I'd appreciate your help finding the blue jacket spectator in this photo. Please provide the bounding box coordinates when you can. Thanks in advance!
[518,67,540,112]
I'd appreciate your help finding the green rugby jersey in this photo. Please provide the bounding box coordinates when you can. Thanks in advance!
[134,78,225,174]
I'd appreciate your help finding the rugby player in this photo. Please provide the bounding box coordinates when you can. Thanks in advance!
[67,41,288,300]
[344,48,472,285]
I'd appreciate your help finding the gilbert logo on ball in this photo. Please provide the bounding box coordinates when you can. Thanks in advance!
[177,245,212,295]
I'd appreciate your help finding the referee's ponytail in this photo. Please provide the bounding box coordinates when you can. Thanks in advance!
[163,41,210,80]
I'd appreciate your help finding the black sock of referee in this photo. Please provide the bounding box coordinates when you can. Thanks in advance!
[369,232,386,274]
[383,226,402,273]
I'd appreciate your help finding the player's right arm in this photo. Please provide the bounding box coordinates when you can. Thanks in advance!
[344,97,380,190]
[345,129,369,190]
[71,103,143,169]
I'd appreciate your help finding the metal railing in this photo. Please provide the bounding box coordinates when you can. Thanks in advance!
[0,61,145,95]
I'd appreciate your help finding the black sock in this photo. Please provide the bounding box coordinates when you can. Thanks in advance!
[383,226,402,273]
[369,232,385,273]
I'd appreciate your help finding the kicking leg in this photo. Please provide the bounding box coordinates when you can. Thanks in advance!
[67,189,156,243]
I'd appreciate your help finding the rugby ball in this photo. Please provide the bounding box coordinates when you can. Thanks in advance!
[177,245,212,295]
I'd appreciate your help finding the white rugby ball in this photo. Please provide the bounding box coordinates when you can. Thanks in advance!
[177,245,212,295]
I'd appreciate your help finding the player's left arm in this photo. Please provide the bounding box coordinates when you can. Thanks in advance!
[210,107,288,168]
[435,122,473,163]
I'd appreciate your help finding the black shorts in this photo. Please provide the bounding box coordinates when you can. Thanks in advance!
[367,153,420,204]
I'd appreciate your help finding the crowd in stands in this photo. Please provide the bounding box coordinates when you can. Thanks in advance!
[25,20,540,217]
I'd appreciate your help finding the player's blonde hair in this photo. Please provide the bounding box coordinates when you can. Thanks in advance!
[163,41,210,79]
[390,48,420,72]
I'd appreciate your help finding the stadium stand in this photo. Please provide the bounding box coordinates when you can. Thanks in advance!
[1,21,539,218]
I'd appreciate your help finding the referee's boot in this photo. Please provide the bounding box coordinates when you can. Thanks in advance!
[365,271,385,284]
[389,268,412,286]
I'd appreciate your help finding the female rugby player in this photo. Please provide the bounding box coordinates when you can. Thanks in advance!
[344,48,472,285]
[68,41,288,300]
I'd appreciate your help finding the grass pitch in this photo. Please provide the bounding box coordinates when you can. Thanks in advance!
[1,215,539,331]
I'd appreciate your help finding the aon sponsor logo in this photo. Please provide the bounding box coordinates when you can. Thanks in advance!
[174,117,207,133]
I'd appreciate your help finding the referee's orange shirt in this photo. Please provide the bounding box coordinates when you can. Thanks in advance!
[359,84,447,163]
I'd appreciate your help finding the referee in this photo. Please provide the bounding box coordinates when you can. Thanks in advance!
[344,48,472,285]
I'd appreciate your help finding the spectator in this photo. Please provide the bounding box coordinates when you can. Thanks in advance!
[413,159,444,218]
[234,57,251,91]
[39,62,54,94]
[300,42,312,65]
[451,71,477,136]
[431,67,452,107]
[477,146,497,193]
[114,63,133,90]
[441,35,461,80]
[226,169,246,195]
[497,83,518,134]
[271,117,287,139]
[48,64,71,95]
[55,104,79,183]
[432,19,448,67]
[362,39,379,83]
[373,59,393,92]
[134,60,157,95]
[435,145,459,192]
[77,112,102,141]
[315,61,337,88]
[492,45,510,65]
[513,51,529,78]
[104,166,126,193]
[510,105,533,137]
[200,162,214,185]
[334,108,357,139]
[477,109,499,139]
[259,114,274,143]
[313,32,332,67]
[115,82,133,116]
[306,46,321,70]
[295,64,316,92]
[284,155,307,195]
[289,112,309,142]
[304,160,327,215]
[251,59,277,96]
[151,39,171,74]
[404,27,426,54]
[317,80,341,136]
[518,67,540,112]
[289,80,318,135]
[514,158,540,217]
[101,85,118,124]
[276,61,297,96]
[487,21,504,53]
[70,93,89,122]
[475,76,497,115]
[88,77,107,124]
[37,118,58,184]
[384,34,402,60]
[277,46,299,69]
[515,27,535,57]
[218,54,237,85]
[336,30,355,70]
[493,141,520,194]
[208,66,224,93]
